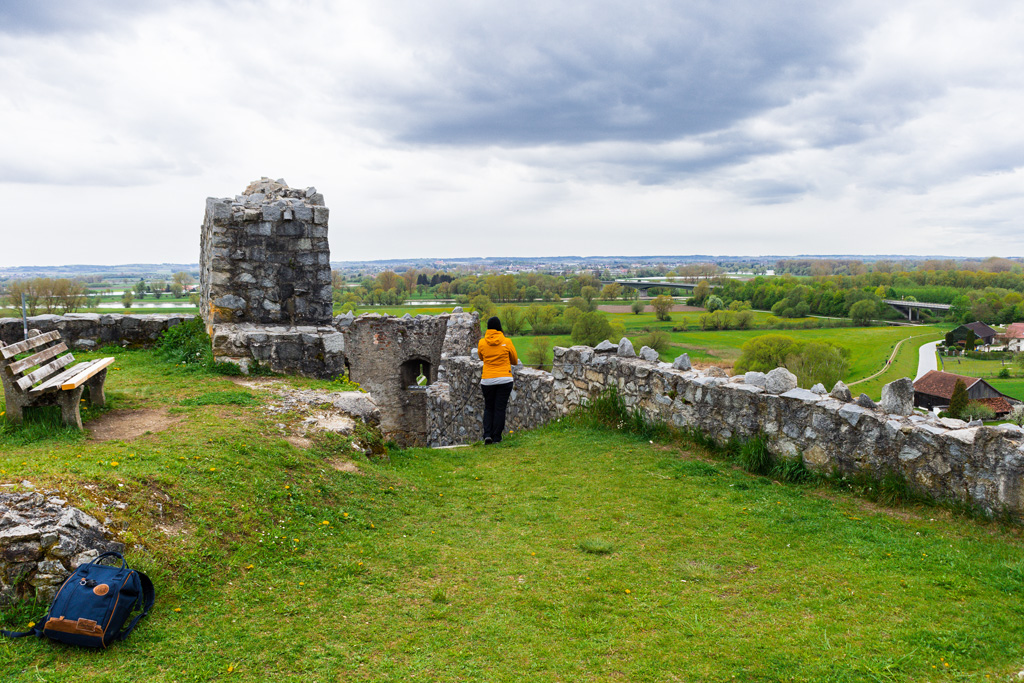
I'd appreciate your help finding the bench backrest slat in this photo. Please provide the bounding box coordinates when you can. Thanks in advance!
[6,342,69,376]
[1,331,62,360]
[15,353,76,391]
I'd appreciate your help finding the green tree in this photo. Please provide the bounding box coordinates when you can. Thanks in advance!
[651,295,674,321]
[705,295,724,312]
[498,305,526,336]
[948,379,969,419]
[121,291,134,308]
[580,286,599,305]
[527,336,553,368]
[601,283,623,301]
[631,299,646,315]
[571,311,613,347]
[692,281,710,305]
[733,335,798,374]
[961,400,994,422]
[567,296,594,313]
[637,329,671,353]
[470,294,495,321]
[785,342,850,389]
[849,299,877,326]
[134,279,147,300]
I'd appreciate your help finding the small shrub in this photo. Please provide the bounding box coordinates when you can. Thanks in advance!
[637,329,671,353]
[961,401,995,422]
[998,367,1011,379]
[156,318,212,367]
[772,457,812,483]
[737,436,773,475]
[579,538,615,555]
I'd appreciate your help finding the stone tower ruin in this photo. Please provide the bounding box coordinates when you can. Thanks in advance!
[200,177,332,327]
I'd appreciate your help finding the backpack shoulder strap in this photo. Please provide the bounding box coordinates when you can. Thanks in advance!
[1,615,46,640]
[116,571,155,641]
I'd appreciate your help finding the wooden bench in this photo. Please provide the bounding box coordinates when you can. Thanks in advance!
[0,332,115,430]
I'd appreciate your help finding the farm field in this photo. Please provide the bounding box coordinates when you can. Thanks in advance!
[666,326,945,383]
[1,348,1022,681]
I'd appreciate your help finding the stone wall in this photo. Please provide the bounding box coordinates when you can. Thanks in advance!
[1,488,124,605]
[200,178,332,327]
[0,313,195,349]
[427,344,1024,518]
[211,323,345,378]
[344,312,479,446]
[427,358,558,446]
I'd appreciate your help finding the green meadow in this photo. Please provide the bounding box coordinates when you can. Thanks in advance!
[2,348,1022,681]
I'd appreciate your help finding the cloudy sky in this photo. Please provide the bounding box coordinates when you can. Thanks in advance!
[1,0,1022,266]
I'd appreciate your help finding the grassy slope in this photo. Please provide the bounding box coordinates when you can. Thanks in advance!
[2,350,1023,681]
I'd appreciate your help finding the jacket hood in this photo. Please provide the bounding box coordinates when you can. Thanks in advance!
[484,329,506,345]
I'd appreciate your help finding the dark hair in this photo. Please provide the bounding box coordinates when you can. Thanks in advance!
[487,316,502,332]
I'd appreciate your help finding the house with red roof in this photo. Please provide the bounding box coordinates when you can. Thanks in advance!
[912,370,1014,416]
[1006,323,1024,352]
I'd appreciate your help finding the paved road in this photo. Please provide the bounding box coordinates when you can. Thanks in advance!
[915,341,939,380]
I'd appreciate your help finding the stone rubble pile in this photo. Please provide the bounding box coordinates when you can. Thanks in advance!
[1,486,124,605]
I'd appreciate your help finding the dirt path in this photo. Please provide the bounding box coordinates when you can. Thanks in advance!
[847,333,940,386]
[88,408,183,442]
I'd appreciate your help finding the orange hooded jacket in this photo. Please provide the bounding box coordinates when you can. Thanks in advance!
[478,329,518,380]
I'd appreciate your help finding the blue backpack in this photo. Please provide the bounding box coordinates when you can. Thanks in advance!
[2,552,155,648]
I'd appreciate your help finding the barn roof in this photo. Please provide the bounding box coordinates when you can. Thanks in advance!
[965,321,997,339]
[913,370,981,399]
[976,397,1014,416]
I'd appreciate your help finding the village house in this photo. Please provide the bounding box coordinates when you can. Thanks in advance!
[912,370,1014,416]
[945,321,997,349]
[1005,322,1024,352]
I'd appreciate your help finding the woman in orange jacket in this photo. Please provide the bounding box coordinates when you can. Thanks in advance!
[478,316,518,444]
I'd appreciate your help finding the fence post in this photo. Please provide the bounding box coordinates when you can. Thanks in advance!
[21,293,29,341]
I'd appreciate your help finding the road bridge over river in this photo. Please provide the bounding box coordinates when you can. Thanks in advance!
[882,299,951,321]
[604,280,716,296]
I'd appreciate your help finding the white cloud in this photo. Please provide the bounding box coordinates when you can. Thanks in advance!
[0,0,1023,265]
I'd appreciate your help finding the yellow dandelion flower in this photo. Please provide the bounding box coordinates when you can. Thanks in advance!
[625,589,631,594]
[174,608,181,613]
[322,521,330,525]
[293,538,299,543]
[228,665,235,673]
[110,461,119,467]
[27,621,35,628]
[284,485,290,489]
[245,564,254,569]
[343,512,349,517]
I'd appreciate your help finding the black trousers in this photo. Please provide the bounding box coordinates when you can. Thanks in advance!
[481,382,513,442]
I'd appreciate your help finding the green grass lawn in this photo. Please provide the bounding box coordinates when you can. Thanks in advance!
[930,356,1024,401]
[668,326,945,382]
[2,349,1023,681]
[852,333,944,400]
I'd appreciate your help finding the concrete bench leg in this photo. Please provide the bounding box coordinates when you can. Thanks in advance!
[2,387,26,424]
[58,386,86,430]
[85,369,108,408]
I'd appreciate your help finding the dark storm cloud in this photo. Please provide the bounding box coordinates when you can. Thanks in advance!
[379,1,870,147]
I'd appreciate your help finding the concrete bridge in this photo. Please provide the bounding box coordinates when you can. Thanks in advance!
[882,299,951,321]
[603,279,714,296]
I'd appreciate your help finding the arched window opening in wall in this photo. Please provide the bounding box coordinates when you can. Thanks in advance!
[400,358,432,389]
